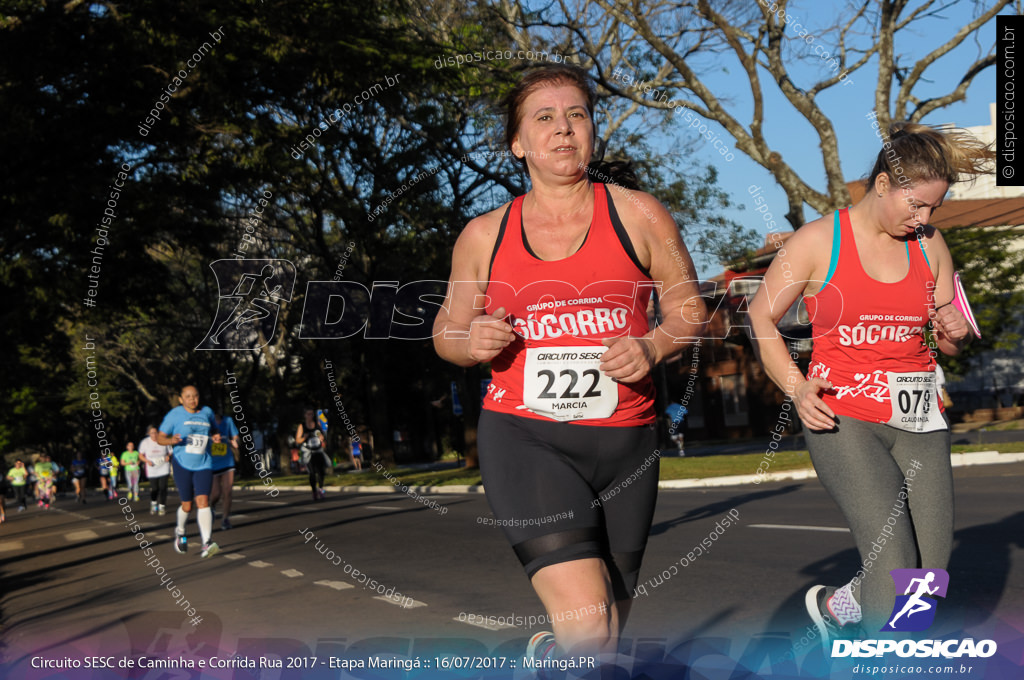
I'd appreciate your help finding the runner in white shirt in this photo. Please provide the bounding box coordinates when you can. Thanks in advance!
[140,426,172,515]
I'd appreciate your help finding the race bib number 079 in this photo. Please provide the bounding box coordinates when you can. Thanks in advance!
[522,346,617,421]
[886,371,946,433]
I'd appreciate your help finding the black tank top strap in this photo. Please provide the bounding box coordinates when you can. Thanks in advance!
[602,184,651,278]
[487,200,516,281]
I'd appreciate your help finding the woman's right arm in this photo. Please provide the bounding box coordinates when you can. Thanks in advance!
[433,216,515,366]
[747,228,837,431]
[295,425,306,445]
[155,431,180,446]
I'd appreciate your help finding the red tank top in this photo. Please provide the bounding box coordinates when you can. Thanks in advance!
[805,208,939,424]
[483,183,655,426]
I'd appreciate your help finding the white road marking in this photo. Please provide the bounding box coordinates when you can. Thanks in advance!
[281,569,303,578]
[375,595,426,609]
[749,523,849,533]
[65,530,99,541]
[315,580,355,591]
[48,507,116,527]
[249,560,273,568]
[241,500,287,506]
[222,553,245,560]
[0,541,24,552]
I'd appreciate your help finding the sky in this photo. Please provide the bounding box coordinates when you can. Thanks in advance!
[638,0,1004,275]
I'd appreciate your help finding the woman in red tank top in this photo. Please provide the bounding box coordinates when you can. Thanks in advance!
[748,123,992,642]
[434,65,706,660]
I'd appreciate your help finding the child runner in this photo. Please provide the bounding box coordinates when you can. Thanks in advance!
[107,453,120,500]
[120,442,142,502]
[35,455,57,509]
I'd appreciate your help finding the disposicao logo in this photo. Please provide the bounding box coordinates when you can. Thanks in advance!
[883,568,949,632]
[832,569,997,659]
[196,259,296,350]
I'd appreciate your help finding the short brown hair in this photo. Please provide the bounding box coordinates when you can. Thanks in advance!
[502,64,597,167]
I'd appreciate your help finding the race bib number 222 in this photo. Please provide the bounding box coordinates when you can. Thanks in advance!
[522,346,617,421]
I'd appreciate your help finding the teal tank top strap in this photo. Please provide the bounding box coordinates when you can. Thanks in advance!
[916,234,931,268]
[821,209,843,288]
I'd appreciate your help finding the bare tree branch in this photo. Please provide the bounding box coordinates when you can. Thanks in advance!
[475,0,1001,228]
[893,0,1010,120]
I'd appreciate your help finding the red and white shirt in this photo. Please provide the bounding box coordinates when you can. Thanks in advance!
[483,183,656,426]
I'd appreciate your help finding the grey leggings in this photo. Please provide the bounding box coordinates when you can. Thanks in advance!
[806,417,953,628]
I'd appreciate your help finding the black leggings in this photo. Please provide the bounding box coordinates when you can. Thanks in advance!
[149,476,169,505]
[806,417,953,628]
[308,452,327,491]
[478,410,660,601]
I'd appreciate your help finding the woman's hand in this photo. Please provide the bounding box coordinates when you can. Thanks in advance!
[467,306,515,363]
[794,378,837,431]
[600,336,656,383]
[931,304,969,344]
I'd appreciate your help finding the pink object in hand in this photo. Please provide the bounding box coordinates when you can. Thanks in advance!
[950,271,982,339]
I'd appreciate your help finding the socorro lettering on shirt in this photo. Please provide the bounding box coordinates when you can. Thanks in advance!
[513,296,631,341]
[836,312,926,347]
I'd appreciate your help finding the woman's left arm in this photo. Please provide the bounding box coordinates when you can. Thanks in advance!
[599,191,708,383]
[927,229,970,356]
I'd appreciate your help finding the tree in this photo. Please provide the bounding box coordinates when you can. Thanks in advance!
[484,0,1008,228]
[0,0,491,462]
[1,0,759,463]
[939,225,1024,389]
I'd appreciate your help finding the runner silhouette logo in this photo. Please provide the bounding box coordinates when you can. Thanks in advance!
[196,259,297,350]
[882,568,950,632]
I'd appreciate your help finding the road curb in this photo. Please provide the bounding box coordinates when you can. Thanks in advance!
[234,451,1024,494]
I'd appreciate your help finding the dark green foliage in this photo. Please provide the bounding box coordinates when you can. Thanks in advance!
[940,225,1024,381]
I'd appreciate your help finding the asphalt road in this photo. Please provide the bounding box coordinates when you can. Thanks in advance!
[2,462,1022,678]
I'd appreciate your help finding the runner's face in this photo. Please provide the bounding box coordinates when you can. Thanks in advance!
[512,83,593,178]
[881,177,948,237]
[180,387,200,413]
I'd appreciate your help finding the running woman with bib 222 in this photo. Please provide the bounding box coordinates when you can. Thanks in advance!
[748,122,992,639]
[433,64,706,660]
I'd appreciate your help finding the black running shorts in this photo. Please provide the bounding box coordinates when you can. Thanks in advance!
[478,409,660,601]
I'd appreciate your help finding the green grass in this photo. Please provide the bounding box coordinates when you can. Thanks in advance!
[988,420,1024,432]
[658,450,813,479]
[951,442,1024,454]
[248,442,1023,489]
[263,466,483,489]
